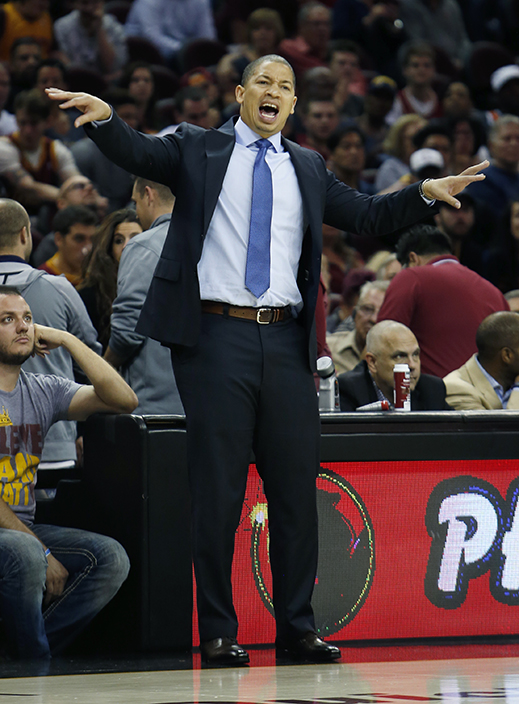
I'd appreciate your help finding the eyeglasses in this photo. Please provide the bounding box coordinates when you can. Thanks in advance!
[62,182,89,194]
[358,305,378,317]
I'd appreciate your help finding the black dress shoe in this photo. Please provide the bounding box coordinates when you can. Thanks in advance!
[200,637,250,667]
[276,632,341,662]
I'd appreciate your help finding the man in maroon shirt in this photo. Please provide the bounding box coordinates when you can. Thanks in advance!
[377,225,509,377]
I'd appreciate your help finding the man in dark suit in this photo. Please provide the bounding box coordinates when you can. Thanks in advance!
[338,320,449,411]
[46,55,486,667]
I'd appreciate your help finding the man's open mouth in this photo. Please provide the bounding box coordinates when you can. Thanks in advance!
[259,103,279,122]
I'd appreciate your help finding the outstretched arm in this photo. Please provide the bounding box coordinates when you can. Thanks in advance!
[45,88,112,127]
[45,87,179,187]
[33,324,138,420]
[422,161,489,208]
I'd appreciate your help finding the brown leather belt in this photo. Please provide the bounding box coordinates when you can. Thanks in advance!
[201,301,292,324]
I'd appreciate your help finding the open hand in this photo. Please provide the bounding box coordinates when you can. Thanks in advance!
[45,88,111,128]
[423,161,489,208]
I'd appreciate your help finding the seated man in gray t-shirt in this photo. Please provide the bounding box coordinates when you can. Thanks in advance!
[0,285,138,659]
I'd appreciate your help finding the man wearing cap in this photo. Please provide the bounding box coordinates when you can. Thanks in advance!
[378,147,444,193]
[354,75,396,166]
[467,114,519,219]
[489,65,519,120]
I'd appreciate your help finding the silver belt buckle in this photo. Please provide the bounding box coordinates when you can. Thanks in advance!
[256,307,272,324]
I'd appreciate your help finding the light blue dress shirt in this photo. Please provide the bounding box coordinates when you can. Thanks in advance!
[198,118,305,308]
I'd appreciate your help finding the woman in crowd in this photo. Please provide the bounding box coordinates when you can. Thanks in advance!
[375,113,426,191]
[120,62,156,133]
[79,209,142,350]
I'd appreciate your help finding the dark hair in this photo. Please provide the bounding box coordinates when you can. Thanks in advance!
[327,124,365,153]
[0,285,24,298]
[241,54,296,89]
[36,58,67,82]
[413,120,453,149]
[400,40,435,68]
[101,88,137,110]
[10,36,40,59]
[80,209,141,348]
[175,86,208,114]
[52,205,98,236]
[477,311,519,361]
[13,88,50,120]
[133,176,175,204]
[119,61,154,90]
[395,224,453,265]
[328,39,360,60]
[446,115,487,155]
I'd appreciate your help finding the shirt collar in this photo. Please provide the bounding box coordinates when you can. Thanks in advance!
[234,117,283,153]
[475,354,516,407]
[427,254,460,267]
[0,255,27,264]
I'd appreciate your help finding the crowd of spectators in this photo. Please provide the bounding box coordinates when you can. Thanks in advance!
[0,0,517,413]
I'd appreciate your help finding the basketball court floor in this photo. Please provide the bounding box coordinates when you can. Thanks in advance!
[2,640,519,704]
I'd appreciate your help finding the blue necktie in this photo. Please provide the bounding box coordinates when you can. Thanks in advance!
[245,138,273,298]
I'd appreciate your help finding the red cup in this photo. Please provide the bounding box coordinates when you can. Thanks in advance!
[393,363,411,411]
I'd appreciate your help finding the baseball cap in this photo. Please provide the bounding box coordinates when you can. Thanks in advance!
[409,148,444,175]
[491,65,519,92]
[368,75,397,98]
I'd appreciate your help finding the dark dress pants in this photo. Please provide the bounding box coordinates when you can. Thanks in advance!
[171,312,320,643]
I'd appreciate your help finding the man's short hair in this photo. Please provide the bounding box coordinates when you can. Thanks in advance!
[327,124,365,153]
[175,86,207,114]
[400,40,435,68]
[133,176,175,205]
[13,88,50,120]
[328,39,360,61]
[505,289,519,301]
[357,280,390,306]
[0,199,30,248]
[10,36,40,60]
[413,120,453,149]
[298,2,330,25]
[395,224,453,266]
[241,54,296,89]
[52,205,98,236]
[36,58,67,82]
[489,114,519,143]
[0,285,24,299]
[476,311,519,361]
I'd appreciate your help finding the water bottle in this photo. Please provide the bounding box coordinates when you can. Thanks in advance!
[317,356,340,412]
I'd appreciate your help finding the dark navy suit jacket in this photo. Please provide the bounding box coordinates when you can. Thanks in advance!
[338,360,450,411]
[86,114,436,370]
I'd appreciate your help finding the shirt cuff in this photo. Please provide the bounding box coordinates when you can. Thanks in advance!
[419,178,436,205]
[92,107,113,127]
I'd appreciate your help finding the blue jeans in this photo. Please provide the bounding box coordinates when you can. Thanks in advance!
[0,524,130,659]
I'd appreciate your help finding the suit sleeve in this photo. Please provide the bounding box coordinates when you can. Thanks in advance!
[323,166,437,237]
[85,111,182,192]
[337,374,359,411]
[443,372,488,410]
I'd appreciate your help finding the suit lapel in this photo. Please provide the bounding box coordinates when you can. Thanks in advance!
[465,355,501,409]
[282,137,318,233]
[203,119,236,236]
